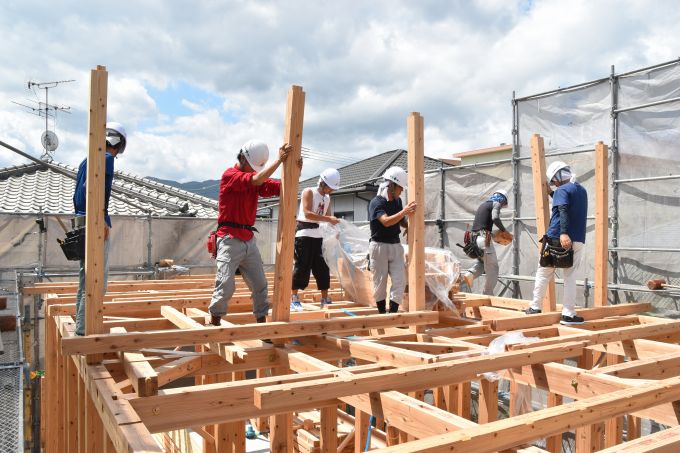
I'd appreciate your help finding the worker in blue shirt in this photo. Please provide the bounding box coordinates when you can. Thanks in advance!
[525,161,588,325]
[72,122,127,336]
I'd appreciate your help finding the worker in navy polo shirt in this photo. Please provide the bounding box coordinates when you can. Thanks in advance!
[72,122,127,336]
[208,140,300,326]
[525,161,588,325]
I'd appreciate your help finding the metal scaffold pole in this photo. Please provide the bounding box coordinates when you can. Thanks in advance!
[511,91,521,298]
[610,64,621,305]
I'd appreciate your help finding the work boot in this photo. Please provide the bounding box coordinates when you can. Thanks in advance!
[290,294,303,312]
[388,301,400,313]
[320,297,333,308]
[210,314,222,326]
[524,307,542,315]
[560,314,585,326]
[376,300,386,314]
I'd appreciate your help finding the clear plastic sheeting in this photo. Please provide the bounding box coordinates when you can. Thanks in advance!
[320,220,460,311]
[482,332,538,382]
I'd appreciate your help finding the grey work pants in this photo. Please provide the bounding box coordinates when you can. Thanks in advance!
[209,235,269,318]
[369,241,405,305]
[75,238,110,336]
[466,234,498,296]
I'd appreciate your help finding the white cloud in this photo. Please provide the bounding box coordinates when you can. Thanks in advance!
[1,0,680,182]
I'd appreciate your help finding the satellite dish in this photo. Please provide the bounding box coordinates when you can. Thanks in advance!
[41,130,59,152]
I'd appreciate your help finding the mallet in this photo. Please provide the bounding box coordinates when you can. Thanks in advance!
[647,279,680,290]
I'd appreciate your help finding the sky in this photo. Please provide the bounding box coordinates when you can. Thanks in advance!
[1,0,679,183]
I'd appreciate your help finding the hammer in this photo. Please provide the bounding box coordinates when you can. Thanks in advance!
[647,279,680,290]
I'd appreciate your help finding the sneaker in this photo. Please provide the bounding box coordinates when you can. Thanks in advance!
[524,307,542,315]
[560,314,585,325]
[290,295,303,312]
[320,297,333,307]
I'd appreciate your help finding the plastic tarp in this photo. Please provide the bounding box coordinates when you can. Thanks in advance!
[320,219,460,311]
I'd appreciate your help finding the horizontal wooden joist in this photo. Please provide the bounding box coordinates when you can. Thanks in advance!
[61,311,439,355]
[253,341,586,412]
[378,374,680,452]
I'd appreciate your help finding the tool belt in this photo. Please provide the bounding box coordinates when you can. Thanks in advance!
[219,221,258,233]
[207,221,259,259]
[539,235,574,268]
[456,227,485,259]
[57,225,86,261]
[296,221,319,231]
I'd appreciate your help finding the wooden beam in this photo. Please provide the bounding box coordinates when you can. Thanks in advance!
[376,375,680,452]
[271,84,305,324]
[407,112,425,329]
[111,327,158,397]
[598,424,680,452]
[253,341,585,411]
[530,134,556,312]
[84,65,108,364]
[62,311,439,355]
[594,141,609,307]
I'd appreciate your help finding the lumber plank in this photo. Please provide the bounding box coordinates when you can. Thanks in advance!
[598,424,680,452]
[530,134,556,311]
[594,141,609,307]
[253,341,585,411]
[111,327,159,397]
[84,65,108,364]
[407,112,426,327]
[61,311,439,355]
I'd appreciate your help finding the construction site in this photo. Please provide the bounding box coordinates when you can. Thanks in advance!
[2,58,680,453]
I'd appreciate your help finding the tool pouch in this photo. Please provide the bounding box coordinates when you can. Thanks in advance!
[57,227,86,261]
[539,236,574,268]
[207,231,218,259]
[456,227,483,259]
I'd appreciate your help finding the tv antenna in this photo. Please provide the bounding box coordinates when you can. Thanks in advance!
[12,79,75,161]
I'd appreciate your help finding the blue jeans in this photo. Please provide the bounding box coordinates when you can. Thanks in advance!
[75,239,110,336]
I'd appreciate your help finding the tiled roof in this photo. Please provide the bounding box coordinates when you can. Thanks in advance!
[0,161,218,218]
[262,149,443,203]
[453,144,512,158]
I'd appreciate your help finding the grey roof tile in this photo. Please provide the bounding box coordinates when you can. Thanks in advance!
[0,161,218,218]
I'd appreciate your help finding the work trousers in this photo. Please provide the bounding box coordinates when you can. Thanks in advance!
[75,238,110,336]
[466,233,498,296]
[369,241,405,305]
[528,241,584,316]
[292,236,330,291]
[209,235,269,319]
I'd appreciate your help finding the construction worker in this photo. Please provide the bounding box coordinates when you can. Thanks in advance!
[208,140,300,326]
[461,190,512,295]
[72,122,127,336]
[525,161,588,325]
[290,168,341,311]
[368,166,417,314]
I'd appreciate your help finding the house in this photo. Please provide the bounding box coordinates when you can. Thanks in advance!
[449,143,512,166]
[259,149,444,222]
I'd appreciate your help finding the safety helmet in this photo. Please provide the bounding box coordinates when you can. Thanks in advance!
[493,189,509,204]
[106,122,127,154]
[320,168,341,190]
[240,140,269,172]
[546,161,571,184]
[383,166,408,188]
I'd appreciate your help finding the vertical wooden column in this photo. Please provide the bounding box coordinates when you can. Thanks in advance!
[84,65,108,364]
[478,379,498,424]
[530,134,556,312]
[604,353,623,447]
[354,410,369,453]
[455,382,471,419]
[594,141,609,306]
[270,85,305,453]
[546,392,564,452]
[319,406,338,452]
[576,350,603,452]
[407,112,425,331]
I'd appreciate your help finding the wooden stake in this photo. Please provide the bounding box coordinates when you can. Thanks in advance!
[530,134,556,312]
[594,141,609,307]
[85,65,108,364]
[407,112,425,333]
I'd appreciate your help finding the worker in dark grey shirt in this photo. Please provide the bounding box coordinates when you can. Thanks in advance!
[461,190,510,295]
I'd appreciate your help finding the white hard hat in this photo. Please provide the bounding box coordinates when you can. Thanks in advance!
[240,140,270,172]
[320,168,341,190]
[106,122,127,154]
[494,189,509,200]
[383,166,407,188]
[546,161,570,183]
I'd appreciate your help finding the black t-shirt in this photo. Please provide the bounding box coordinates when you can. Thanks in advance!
[471,200,494,232]
[369,195,403,243]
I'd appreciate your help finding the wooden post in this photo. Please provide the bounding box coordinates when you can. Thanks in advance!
[576,349,603,452]
[407,112,425,332]
[319,406,338,452]
[546,393,563,452]
[478,379,498,424]
[270,85,305,453]
[84,65,108,364]
[594,141,609,307]
[355,410,369,453]
[604,353,623,447]
[530,134,556,312]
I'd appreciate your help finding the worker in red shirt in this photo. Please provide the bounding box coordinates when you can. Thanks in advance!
[208,139,298,326]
